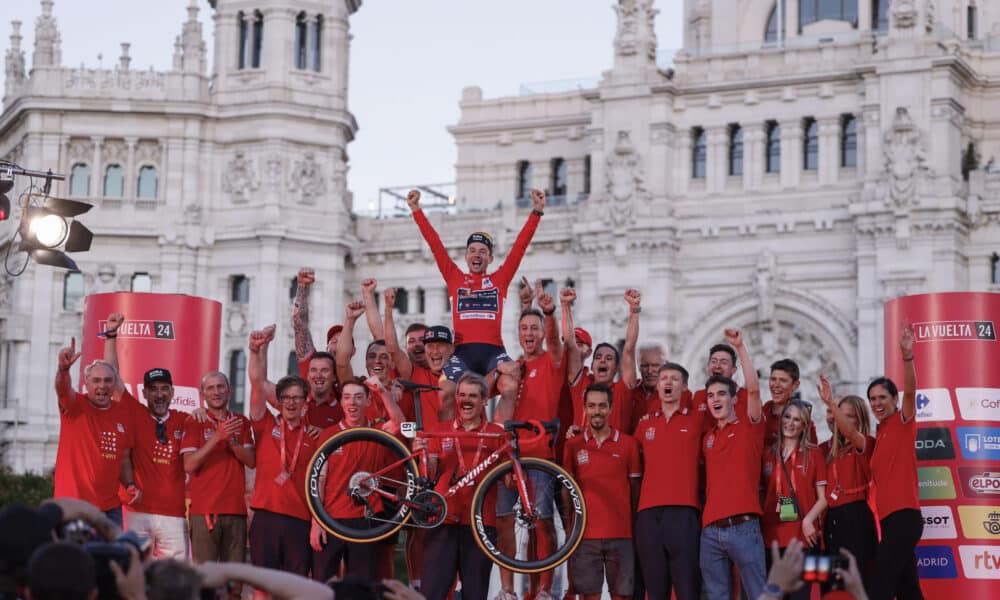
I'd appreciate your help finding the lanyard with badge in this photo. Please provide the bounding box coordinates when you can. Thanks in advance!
[775,447,802,522]
[275,418,305,486]
[828,446,871,502]
[450,425,485,487]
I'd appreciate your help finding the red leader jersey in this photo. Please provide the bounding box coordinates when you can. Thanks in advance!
[413,208,541,347]
[54,391,137,511]
[427,419,505,526]
[634,408,703,512]
[564,429,641,539]
[513,352,565,459]
[569,372,637,434]
[871,411,920,519]
[702,416,765,527]
[762,400,817,448]
[761,446,827,548]
[821,435,875,509]
[691,387,749,433]
[250,411,317,521]
[318,421,396,519]
[128,409,187,518]
[180,411,254,516]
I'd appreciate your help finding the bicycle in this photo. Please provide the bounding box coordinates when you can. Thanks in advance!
[304,379,587,573]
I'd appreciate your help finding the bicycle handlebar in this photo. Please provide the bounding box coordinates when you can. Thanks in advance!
[397,378,441,393]
[504,418,561,449]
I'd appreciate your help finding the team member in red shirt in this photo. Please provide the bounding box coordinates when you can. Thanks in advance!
[762,359,816,448]
[335,300,406,429]
[633,363,703,600]
[760,400,827,600]
[409,373,504,600]
[691,343,748,431]
[247,326,318,579]
[53,337,135,528]
[698,329,766,600]
[563,384,641,600]
[181,371,255,569]
[561,288,640,434]
[817,376,877,593]
[291,267,347,389]
[632,343,666,417]
[404,322,429,369]
[866,325,924,600]
[493,292,563,600]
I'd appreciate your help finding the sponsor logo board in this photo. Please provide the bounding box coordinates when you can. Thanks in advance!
[921,505,957,540]
[913,320,996,342]
[918,466,957,500]
[956,505,1000,540]
[913,388,955,422]
[955,388,1000,422]
[956,427,1000,461]
[916,545,958,579]
[958,545,1000,579]
[957,468,1000,498]
[915,427,956,461]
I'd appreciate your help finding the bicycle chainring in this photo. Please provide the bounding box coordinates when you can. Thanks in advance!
[410,490,448,528]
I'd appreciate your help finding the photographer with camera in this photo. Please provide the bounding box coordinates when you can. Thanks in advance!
[757,539,868,600]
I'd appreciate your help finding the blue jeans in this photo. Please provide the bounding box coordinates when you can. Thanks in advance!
[699,518,766,600]
[104,506,123,530]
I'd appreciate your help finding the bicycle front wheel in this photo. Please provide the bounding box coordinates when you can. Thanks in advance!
[305,427,419,543]
[469,457,586,573]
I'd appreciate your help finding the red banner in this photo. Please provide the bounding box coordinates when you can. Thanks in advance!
[80,292,223,413]
[885,292,1000,595]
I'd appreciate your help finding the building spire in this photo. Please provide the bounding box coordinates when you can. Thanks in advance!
[611,0,659,80]
[175,0,206,74]
[5,20,26,87]
[32,0,61,68]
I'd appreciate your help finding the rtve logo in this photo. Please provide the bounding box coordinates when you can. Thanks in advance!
[958,546,1000,579]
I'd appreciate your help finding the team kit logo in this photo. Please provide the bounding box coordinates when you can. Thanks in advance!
[956,427,1000,461]
[915,427,955,461]
[955,388,1000,422]
[913,388,955,422]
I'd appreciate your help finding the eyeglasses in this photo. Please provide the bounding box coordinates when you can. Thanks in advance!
[280,395,306,403]
[155,421,168,445]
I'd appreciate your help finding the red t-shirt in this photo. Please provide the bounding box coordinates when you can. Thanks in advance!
[821,435,875,508]
[250,412,317,521]
[569,372,636,434]
[762,400,818,449]
[180,411,253,516]
[634,408,703,512]
[413,209,540,347]
[871,411,920,518]
[692,387,750,433]
[513,352,565,458]
[427,419,505,526]
[396,366,446,430]
[318,422,395,519]
[305,396,343,430]
[54,392,137,511]
[563,429,641,539]
[128,409,187,517]
[761,446,827,548]
[702,416,765,527]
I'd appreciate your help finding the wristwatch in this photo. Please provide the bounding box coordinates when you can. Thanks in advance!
[761,582,783,598]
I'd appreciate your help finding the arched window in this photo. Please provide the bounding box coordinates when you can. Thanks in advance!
[394,288,409,314]
[550,158,567,197]
[295,13,308,69]
[289,276,298,300]
[229,350,247,414]
[968,3,978,40]
[992,252,1000,284]
[137,166,157,198]
[311,15,323,72]
[803,118,819,171]
[103,164,124,197]
[231,275,250,304]
[840,115,857,167]
[130,272,152,293]
[238,10,263,69]
[287,351,298,376]
[63,272,84,311]
[69,163,90,196]
[416,287,426,313]
[764,1,786,44]
[766,121,781,173]
[800,0,857,29]
[583,155,591,195]
[873,0,889,31]
[692,127,706,179]
[516,161,532,199]
[728,125,743,176]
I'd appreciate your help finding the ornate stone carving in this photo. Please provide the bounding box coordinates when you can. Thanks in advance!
[613,0,657,61]
[892,1,918,29]
[265,154,283,191]
[0,274,13,310]
[102,139,127,166]
[601,294,628,330]
[604,131,648,227]
[5,21,26,87]
[67,138,93,163]
[183,203,202,225]
[226,305,249,336]
[135,140,161,165]
[3,138,25,167]
[288,152,326,203]
[883,107,929,208]
[222,151,259,202]
[753,250,778,327]
[32,0,61,67]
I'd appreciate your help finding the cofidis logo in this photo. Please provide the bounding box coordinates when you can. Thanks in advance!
[918,466,956,501]
[912,388,955,422]
[958,545,1000,579]
[916,546,958,579]
[957,427,1000,461]
[955,388,1000,422]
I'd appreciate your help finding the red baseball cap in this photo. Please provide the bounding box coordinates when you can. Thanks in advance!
[326,324,344,342]
[574,327,592,347]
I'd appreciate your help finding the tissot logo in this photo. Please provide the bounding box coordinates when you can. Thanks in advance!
[913,320,996,342]
[915,546,958,579]
[958,468,1000,498]
[921,506,957,540]
[915,427,955,461]
[912,388,955,422]
[99,319,175,340]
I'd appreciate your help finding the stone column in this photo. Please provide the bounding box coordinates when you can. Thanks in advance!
[125,137,137,199]
[706,126,727,193]
[818,117,840,185]
[779,119,801,188]
[858,0,873,31]
[90,136,103,197]
[676,132,692,195]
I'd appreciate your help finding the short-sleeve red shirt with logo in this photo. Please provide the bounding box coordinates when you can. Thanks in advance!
[871,411,920,518]
[250,411,317,522]
[427,419,505,526]
[634,408,703,512]
[702,416,765,527]
[317,422,398,519]
[397,366,446,430]
[821,435,875,508]
[691,387,749,433]
[54,391,137,511]
[305,397,343,430]
[514,352,565,458]
[128,409,187,517]
[563,429,641,539]
[180,411,253,516]
[761,446,827,547]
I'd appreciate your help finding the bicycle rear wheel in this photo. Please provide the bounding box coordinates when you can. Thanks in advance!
[469,457,586,573]
[305,426,419,543]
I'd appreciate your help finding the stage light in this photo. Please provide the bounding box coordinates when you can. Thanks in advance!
[29,213,68,248]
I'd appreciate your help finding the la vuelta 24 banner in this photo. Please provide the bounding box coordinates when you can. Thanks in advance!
[885,292,1000,596]
[79,292,223,413]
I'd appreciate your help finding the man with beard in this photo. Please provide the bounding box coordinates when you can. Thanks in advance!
[763,359,816,447]
[560,288,640,434]
[248,325,318,579]
[181,371,255,572]
[563,384,641,600]
[291,268,351,398]
[493,291,562,600]
[699,329,766,600]
[633,363,703,600]
[411,372,504,600]
[405,322,429,369]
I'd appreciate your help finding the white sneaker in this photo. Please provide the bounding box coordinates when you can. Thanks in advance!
[494,591,517,600]
[535,590,554,600]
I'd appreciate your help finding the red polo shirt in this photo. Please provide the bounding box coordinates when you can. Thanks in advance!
[318,421,396,519]
[54,391,137,511]
[871,411,920,518]
[305,396,343,430]
[762,401,818,448]
[761,446,827,547]
[821,435,875,508]
[564,429,641,539]
[250,411,317,521]
[128,409,187,517]
[427,418,505,525]
[180,411,253,516]
[514,352,565,458]
[692,387,749,433]
[641,389,694,424]
[569,373,637,434]
[702,415,765,527]
[396,365,447,430]
[635,407,703,511]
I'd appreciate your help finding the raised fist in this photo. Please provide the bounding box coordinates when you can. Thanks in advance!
[723,328,743,349]
[345,300,366,320]
[624,288,641,309]
[360,278,377,296]
[248,325,276,352]
[406,190,421,211]
[297,268,315,287]
[530,189,546,212]
[105,312,124,333]
[559,288,576,305]
[537,291,555,314]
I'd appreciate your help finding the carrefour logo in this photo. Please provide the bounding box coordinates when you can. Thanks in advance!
[955,388,1000,422]
[956,427,1000,461]
[915,545,958,579]
[912,388,955,422]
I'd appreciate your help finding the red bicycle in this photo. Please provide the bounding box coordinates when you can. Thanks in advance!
[304,379,586,573]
